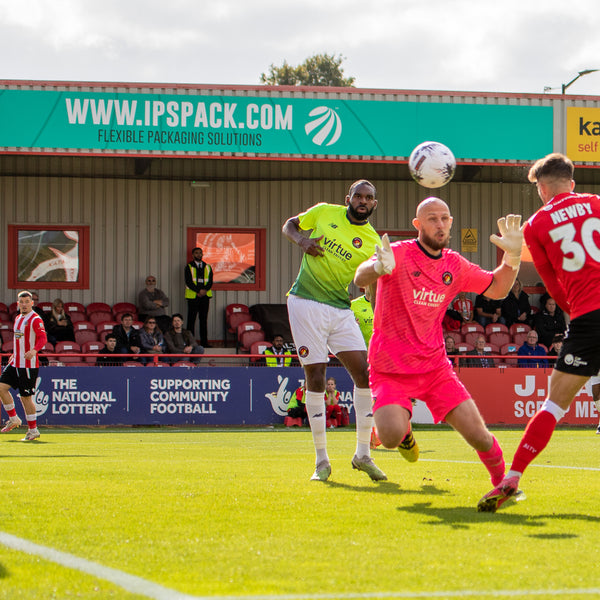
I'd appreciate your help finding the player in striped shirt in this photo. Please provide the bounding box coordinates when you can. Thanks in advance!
[355,197,524,491]
[479,153,600,511]
[0,290,48,441]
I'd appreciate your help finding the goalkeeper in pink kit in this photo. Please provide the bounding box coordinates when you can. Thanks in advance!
[355,197,524,489]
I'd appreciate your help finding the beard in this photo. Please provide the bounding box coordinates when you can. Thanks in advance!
[421,231,451,251]
[347,203,375,222]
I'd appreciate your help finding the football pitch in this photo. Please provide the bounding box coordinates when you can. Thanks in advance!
[0,426,599,600]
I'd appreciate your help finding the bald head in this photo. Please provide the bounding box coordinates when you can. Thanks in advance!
[413,196,453,254]
[416,197,449,219]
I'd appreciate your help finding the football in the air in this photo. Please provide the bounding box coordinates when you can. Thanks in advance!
[408,141,456,188]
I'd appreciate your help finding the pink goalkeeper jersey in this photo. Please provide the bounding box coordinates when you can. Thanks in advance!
[368,239,493,375]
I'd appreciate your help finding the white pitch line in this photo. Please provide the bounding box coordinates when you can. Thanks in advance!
[419,459,600,472]
[1,531,600,600]
[0,531,197,600]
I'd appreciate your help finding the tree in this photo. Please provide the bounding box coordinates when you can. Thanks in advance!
[260,53,355,87]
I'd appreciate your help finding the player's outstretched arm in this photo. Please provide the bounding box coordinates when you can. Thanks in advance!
[355,234,395,288]
[486,214,524,299]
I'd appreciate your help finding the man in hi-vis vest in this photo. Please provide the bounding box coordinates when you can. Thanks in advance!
[184,247,213,347]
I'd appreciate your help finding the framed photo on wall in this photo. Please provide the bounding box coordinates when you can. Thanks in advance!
[187,227,266,291]
[8,224,90,289]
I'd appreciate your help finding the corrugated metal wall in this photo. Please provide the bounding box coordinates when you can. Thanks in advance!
[1,171,546,343]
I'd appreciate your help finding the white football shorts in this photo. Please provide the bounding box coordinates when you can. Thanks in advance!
[287,294,366,365]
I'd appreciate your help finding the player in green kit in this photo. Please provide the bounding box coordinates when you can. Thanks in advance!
[283,180,410,481]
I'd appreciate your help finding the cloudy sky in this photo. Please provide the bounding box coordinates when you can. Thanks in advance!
[2,0,600,96]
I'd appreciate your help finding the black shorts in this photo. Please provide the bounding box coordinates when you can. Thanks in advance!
[0,365,39,397]
[556,309,600,377]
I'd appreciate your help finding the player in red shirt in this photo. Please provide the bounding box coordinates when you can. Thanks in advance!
[478,152,600,511]
[0,291,48,441]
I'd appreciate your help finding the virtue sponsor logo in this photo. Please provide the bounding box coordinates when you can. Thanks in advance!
[412,287,446,306]
[304,106,342,146]
[323,236,352,260]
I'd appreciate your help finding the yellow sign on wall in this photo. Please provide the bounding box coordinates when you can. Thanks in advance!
[461,228,478,253]
[567,107,600,162]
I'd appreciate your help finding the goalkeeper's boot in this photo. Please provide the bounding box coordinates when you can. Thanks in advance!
[398,430,419,462]
[310,460,331,482]
[1,416,22,433]
[477,475,520,513]
[21,428,40,442]
[352,455,387,481]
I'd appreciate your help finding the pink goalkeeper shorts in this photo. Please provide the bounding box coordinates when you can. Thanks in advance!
[370,362,471,423]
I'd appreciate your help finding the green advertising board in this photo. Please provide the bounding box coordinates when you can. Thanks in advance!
[0,89,552,160]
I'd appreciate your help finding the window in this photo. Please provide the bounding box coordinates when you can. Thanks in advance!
[187,228,266,291]
[8,225,90,289]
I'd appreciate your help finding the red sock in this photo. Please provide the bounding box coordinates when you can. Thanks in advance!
[4,403,17,419]
[26,415,37,430]
[477,436,505,486]
[511,410,557,474]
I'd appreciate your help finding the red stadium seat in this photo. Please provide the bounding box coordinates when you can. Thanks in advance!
[75,329,99,346]
[112,302,137,317]
[512,332,529,347]
[172,361,196,367]
[86,302,111,315]
[65,301,86,314]
[82,341,104,364]
[460,322,484,336]
[238,329,265,353]
[89,311,114,326]
[0,323,13,343]
[55,341,83,364]
[250,340,272,363]
[443,331,463,344]
[456,342,474,353]
[37,301,53,314]
[509,323,531,337]
[96,321,118,334]
[488,331,511,347]
[2,340,14,353]
[464,331,485,346]
[236,321,262,340]
[500,342,519,366]
[70,311,87,323]
[485,323,509,336]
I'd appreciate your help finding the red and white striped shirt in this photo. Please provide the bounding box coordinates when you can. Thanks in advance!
[11,310,47,369]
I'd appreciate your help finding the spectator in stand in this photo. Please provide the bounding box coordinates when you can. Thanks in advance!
[547,333,564,360]
[538,282,564,317]
[453,291,474,323]
[30,292,47,324]
[112,313,142,356]
[465,336,496,368]
[46,298,76,344]
[139,316,168,364]
[263,334,292,367]
[96,333,124,366]
[501,279,532,328]
[474,293,504,327]
[163,313,204,364]
[445,335,460,367]
[517,330,548,368]
[288,384,307,421]
[138,276,171,333]
[184,247,213,347]
[534,297,567,349]
[324,376,343,428]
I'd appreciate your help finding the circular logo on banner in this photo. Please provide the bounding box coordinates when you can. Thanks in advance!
[304,107,342,146]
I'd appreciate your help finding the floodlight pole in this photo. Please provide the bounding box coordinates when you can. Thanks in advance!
[561,69,599,94]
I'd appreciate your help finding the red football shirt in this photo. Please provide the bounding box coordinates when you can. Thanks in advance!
[524,192,600,320]
[11,310,47,369]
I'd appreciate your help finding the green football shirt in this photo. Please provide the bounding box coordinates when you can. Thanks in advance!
[288,203,381,309]
[351,294,374,345]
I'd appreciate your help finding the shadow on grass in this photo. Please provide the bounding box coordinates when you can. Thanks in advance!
[325,480,451,497]
[0,563,7,579]
[397,501,600,531]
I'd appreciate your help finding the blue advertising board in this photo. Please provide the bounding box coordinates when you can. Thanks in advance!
[24,366,360,427]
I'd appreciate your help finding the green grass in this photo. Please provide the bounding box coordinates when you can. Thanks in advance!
[0,426,599,599]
